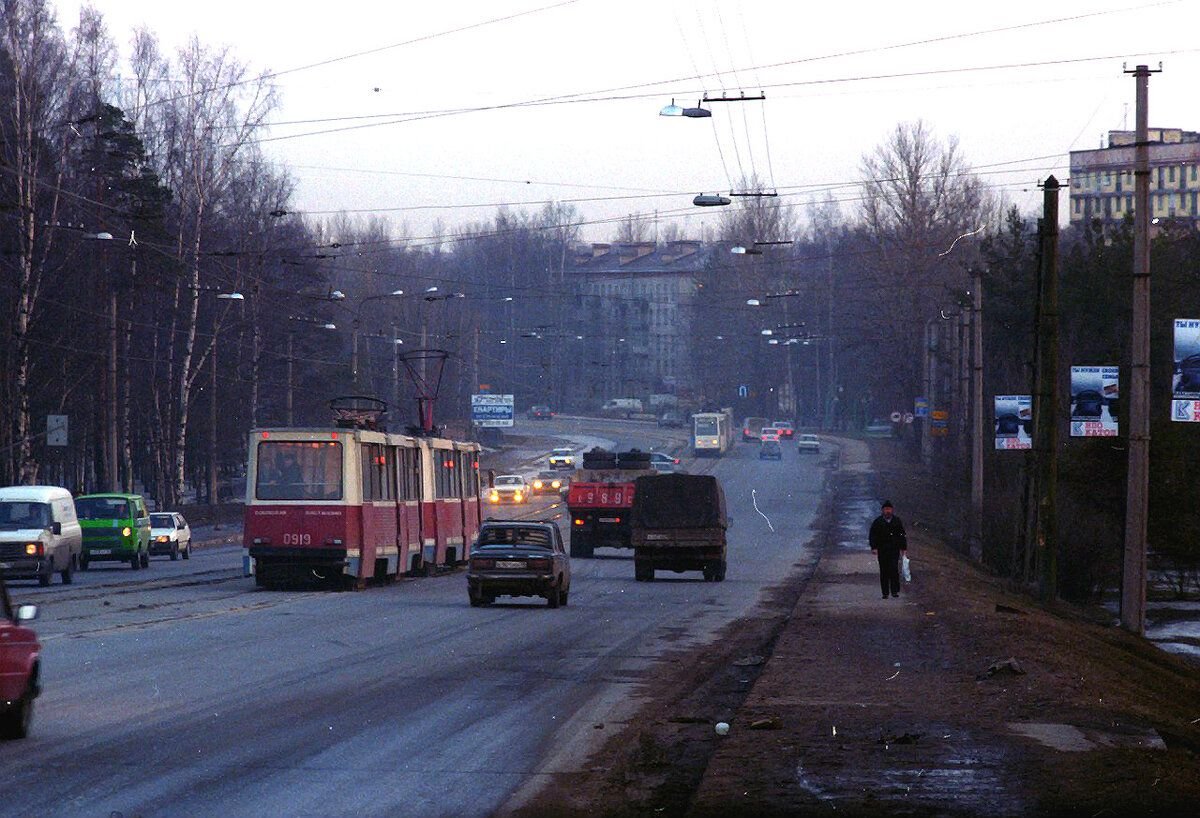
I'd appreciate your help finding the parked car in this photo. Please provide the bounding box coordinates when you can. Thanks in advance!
[548,447,576,470]
[0,567,39,739]
[759,439,783,460]
[0,485,83,586]
[149,512,192,561]
[530,471,566,497]
[657,410,685,428]
[75,493,152,570]
[771,420,795,439]
[488,475,530,505]
[527,405,554,421]
[796,433,821,454]
[467,519,570,607]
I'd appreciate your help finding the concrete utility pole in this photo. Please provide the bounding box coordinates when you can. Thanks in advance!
[970,267,984,561]
[1121,64,1159,635]
[1033,177,1061,600]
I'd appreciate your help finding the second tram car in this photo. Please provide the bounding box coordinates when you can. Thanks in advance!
[692,408,734,457]
[243,424,482,587]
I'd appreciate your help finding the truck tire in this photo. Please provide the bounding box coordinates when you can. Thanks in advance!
[546,584,561,608]
[715,560,727,582]
[634,560,653,582]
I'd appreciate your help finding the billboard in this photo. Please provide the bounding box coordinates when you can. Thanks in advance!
[1172,319,1200,422]
[471,394,514,427]
[994,396,1032,450]
[1069,366,1119,437]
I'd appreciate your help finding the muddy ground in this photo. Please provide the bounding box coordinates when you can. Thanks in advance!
[508,438,1200,817]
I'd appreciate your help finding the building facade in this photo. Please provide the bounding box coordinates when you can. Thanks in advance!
[570,241,712,406]
[1069,128,1200,228]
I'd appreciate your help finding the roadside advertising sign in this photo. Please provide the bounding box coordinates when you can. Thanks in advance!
[929,408,949,437]
[994,396,1032,450]
[914,397,929,418]
[46,414,68,447]
[1172,319,1200,422]
[471,394,514,427]
[1070,366,1119,437]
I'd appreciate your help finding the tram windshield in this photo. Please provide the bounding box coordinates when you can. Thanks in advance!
[256,440,343,501]
[694,417,719,436]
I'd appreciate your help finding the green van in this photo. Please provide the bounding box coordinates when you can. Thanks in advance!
[75,493,152,570]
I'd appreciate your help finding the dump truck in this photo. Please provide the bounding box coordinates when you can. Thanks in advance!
[565,448,654,558]
[630,473,727,582]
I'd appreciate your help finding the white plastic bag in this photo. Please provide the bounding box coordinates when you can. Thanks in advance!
[901,555,912,582]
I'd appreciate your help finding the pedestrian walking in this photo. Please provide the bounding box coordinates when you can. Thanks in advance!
[869,500,907,599]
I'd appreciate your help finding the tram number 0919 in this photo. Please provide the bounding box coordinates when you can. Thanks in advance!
[282,533,312,546]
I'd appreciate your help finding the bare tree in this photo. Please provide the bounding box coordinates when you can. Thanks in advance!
[616,212,651,244]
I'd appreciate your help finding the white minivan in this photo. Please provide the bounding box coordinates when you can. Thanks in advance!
[0,486,84,585]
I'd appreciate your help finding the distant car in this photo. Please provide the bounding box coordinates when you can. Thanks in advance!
[527,405,554,421]
[530,471,566,497]
[796,433,821,453]
[760,429,781,443]
[771,421,795,439]
[467,519,570,608]
[759,439,783,460]
[741,416,769,442]
[647,451,682,473]
[548,447,576,470]
[149,512,192,560]
[864,419,893,438]
[488,475,530,505]
[657,410,685,428]
[0,567,39,739]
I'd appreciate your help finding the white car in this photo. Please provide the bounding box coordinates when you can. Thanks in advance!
[489,475,530,505]
[548,448,576,470]
[149,512,192,560]
[796,434,821,454]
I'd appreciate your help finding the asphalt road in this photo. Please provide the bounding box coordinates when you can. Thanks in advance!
[0,419,833,818]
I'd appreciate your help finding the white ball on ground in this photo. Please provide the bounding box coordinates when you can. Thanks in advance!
[714,722,730,736]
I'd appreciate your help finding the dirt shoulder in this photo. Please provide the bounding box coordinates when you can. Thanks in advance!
[509,437,1200,818]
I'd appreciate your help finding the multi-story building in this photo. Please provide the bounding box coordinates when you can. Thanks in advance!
[1069,128,1200,228]
[571,240,713,405]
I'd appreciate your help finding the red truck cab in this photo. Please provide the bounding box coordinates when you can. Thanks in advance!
[0,568,40,740]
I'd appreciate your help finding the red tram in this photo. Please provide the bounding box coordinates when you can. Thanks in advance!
[242,421,482,587]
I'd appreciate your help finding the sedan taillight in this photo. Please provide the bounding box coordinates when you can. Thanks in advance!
[470,557,495,570]
[527,558,551,571]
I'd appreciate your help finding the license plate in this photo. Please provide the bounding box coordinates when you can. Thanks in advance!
[496,560,526,569]
[90,549,112,555]
[599,517,619,523]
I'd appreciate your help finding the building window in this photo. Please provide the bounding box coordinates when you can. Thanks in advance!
[1169,166,1176,183]
[1192,192,1198,213]
[1126,195,1133,212]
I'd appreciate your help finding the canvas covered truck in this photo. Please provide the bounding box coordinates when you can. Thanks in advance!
[630,473,727,583]
[565,448,654,558]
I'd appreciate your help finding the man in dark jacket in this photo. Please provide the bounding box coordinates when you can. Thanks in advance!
[869,500,907,599]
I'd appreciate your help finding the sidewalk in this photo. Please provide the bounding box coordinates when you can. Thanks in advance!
[687,438,1200,817]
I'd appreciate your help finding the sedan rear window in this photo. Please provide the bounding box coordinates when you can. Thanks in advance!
[476,527,553,548]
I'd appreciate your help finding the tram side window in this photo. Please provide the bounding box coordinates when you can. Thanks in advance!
[435,453,459,499]
[398,447,420,501]
[361,443,395,501]
[256,441,342,501]
[459,451,478,497]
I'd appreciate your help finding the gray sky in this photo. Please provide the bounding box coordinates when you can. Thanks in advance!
[56,0,1200,242]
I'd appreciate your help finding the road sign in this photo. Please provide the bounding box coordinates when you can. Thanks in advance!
[46,415,68,447]
[471,394,514,427]
[914,397,929,418]
[889,411,903,423]
[738,384,749,398]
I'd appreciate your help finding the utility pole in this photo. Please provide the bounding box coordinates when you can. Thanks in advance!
[1033,177,1061,601]
[1121,64,1159,635]
[107,271,119,492]
[286,331,295,427]
[921,318,937,464]
[971,267,984,561]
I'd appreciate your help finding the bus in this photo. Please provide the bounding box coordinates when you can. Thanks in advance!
[692,409,734,457]
[242,422,482,588]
